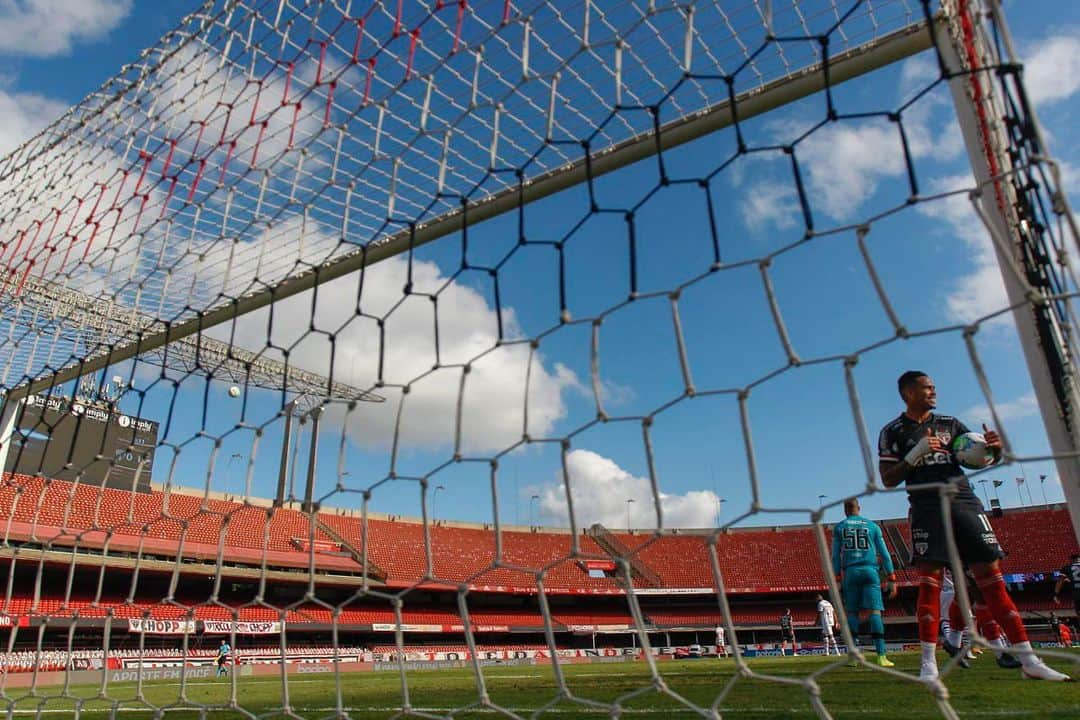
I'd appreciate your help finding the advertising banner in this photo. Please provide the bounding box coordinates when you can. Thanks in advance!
[202,621,283,635]
[127,619,195,635]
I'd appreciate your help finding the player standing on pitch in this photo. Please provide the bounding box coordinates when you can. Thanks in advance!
[216,639,231,678]
[715,624,728,658]
[831,498,896,666]
[814,594,840,656]
[779,609,798,655]
[878,371,1070,681]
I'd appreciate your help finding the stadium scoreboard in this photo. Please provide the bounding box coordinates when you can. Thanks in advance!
[4,394,158,492]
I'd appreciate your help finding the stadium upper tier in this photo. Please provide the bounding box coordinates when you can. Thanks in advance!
[1,474,1075,594]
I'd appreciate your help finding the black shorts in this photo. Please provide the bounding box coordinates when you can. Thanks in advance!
[909,503,1004,566]
[782,628,796,641]
[1072,592,1080,616]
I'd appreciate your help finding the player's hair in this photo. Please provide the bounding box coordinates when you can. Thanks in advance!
[843,498,859,516]
[815,594,823,601]
[897,370,928,398]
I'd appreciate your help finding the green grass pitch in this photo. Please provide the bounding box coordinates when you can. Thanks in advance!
[11,652,1080,718]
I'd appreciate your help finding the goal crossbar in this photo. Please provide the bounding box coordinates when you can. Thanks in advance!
[6,15,937,402]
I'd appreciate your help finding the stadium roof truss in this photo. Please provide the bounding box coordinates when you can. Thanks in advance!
[0,273,382,405]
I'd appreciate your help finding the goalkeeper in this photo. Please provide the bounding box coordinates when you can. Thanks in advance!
[831,498,897,667]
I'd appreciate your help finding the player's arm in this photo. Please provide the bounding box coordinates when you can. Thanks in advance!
[1055,574,1068,604]
[830,524,843,582]
[873,523,897,598]
[879,459,907,488]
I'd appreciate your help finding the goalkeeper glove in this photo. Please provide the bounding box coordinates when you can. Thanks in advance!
[904,432,937,465]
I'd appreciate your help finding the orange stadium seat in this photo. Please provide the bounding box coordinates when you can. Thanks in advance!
[1,473,1075,595]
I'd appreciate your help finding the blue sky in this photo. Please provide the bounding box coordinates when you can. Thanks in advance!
[0,0,1078,533]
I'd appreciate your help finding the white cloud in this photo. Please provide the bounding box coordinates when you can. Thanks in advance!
[798,121,908,220]
[915,172,1011,324]
[219,231,579,453]
[962,392,1039,426]
[899,54,940,98]
[597,379,636,407]
[537,449,719,530]
[0,0,132,58]
[761,56,962,224]
[0,87,68,156]
[1057,159,1080,195]
[793,94,964,222]
[742,181,800,232]
[1023,34,1080,106]
[902,88,964,164]
[944,260,1009,325]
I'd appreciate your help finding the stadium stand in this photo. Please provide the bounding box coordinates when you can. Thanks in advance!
[3,474,1075,593]
[1,471,1074,672]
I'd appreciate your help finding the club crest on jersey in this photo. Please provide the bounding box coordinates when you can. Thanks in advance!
[915,542,928,555]
[937,432,951,445]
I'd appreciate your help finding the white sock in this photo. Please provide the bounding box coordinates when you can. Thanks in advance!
[1012,640,1038,667]
[946,630,963,647]
[921,641,938,666]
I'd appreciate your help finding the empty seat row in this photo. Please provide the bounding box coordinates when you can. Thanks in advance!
[3,474,1075,592]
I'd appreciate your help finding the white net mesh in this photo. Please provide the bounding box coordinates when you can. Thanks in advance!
[0,0,925,386]
[0,0,1077,717]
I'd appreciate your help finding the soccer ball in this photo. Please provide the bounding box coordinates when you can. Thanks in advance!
[228,386,241,398]
[951,432,994,469]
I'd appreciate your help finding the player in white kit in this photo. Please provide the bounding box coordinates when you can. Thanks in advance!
[715,625,728,657]
[816,594,841,656]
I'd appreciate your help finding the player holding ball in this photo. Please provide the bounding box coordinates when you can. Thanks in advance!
[877,371,1070,682]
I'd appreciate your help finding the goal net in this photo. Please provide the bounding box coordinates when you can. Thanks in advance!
[0,0,1076,717]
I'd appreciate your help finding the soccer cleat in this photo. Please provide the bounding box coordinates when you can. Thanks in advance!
[995,653,1022,669]
[942,638,970,669]
[876,656,895,668]
[919,662,940,682]
[1021,661,1073,682]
